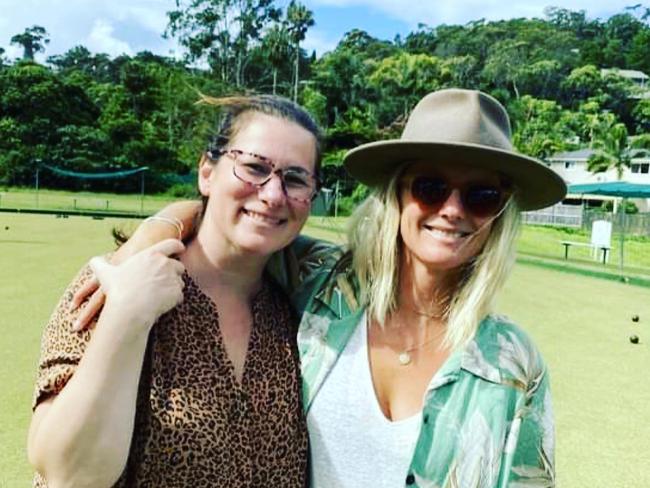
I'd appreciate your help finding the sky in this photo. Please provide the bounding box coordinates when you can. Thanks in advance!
[0,0,642,62]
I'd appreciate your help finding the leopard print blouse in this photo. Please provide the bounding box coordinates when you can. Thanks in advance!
[33,266,308,487]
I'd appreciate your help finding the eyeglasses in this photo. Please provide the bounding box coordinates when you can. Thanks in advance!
[409,175,509,218]
[207,148,319,204]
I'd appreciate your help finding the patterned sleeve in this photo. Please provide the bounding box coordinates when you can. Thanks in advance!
[503,361,556,487]
[32,265,97,410]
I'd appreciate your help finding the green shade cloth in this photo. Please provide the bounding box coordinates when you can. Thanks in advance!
[568,181,650,198]
[43,164,149,179]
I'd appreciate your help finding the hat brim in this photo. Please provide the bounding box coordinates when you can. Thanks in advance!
[343,140,567,211]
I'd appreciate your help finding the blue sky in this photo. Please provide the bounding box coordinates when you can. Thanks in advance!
[0,0,641,61]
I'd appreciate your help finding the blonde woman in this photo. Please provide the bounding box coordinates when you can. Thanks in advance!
[72,89,565,487]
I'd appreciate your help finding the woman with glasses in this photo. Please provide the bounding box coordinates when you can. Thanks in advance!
[68,89,565,486]
[28,95,321,487]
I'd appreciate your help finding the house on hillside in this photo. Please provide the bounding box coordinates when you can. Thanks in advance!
[545,148,650,211]
[601,68,650,99]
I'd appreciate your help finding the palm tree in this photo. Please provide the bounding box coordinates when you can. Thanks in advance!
[263,24,291,95]
[286,1,314,102]
[587,121,650,179]
[10,25,50,61]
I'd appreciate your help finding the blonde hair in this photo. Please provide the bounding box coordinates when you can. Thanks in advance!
[347,170,521,351]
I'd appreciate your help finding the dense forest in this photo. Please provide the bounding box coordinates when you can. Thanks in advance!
[1,3,650,210]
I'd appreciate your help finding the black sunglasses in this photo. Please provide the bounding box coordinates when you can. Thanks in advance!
[409,175,509,218]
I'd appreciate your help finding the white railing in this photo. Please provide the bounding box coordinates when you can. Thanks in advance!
[522,204,583,227]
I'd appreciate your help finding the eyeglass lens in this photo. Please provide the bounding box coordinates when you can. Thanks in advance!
[410,176,504,218]
[230,150,316,201]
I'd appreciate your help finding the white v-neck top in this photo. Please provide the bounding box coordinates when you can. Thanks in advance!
[308,313,421,487]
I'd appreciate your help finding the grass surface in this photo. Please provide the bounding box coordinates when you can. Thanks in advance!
[1,213,649,487]
[0,187,177,215]
[3,188,649,272]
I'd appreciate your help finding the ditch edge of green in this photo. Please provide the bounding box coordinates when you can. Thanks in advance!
[517,253,650,289]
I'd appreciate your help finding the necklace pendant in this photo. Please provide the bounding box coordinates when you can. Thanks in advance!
[398,352,412,365]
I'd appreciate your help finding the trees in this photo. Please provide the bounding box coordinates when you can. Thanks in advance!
[510,96,573,159]
[166,0,281,87]
[4,4,650,206]
[587,121,635,179]
[561,65,604,106]
[286,0,314,102]
[0,61,99,185]
[482,39,529,99]
[10,25,50,61]
[48,46,113,82]
[368,52,444,124]
[263,24,291,94]
[632,99,650,132]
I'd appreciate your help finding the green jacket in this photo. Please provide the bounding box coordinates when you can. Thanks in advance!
[267,236,555,488]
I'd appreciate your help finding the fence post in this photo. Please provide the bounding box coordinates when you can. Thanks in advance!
[35,167,40,208]
[618,199,625,275]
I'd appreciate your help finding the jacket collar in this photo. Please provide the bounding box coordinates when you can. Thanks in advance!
[426,319,503,393]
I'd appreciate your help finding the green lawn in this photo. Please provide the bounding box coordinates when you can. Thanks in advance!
[0,187,178,215]
[3,188,649,274]
[518,224,650,276]
[1,213,649,487]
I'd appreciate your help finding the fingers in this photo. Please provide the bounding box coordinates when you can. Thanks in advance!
[88,256,112,284]
[71,242,186,334]
[72,289,106,332]
[88,256,114,284]
[70,276,100,311]
[171,259,186,276]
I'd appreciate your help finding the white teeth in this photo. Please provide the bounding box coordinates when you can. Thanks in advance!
[244,209,282,225]
[425,227,465,239]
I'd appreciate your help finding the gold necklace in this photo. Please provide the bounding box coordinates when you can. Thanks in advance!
[409,307,447,319]
[372,314,446,366]
[397,334,443,365]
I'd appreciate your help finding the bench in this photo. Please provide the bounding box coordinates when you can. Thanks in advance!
[560,241,611,264]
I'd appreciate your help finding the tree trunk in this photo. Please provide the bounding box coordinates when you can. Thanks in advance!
[273,69,277,95]
[24,44,34,60]
[293,43,299,102]
[236,51,242,87]
[512,79,520,100]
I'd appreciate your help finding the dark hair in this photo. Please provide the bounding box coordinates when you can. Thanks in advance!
[201,93,323,171]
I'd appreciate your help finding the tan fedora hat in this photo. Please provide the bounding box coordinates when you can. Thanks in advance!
[343,88,567,210]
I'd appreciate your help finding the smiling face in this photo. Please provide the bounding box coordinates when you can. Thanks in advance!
[198,112,317,258]
[399,162,505,273]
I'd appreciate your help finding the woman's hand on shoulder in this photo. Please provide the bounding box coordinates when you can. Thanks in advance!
[88,239,186,336]
[71,201,201,329]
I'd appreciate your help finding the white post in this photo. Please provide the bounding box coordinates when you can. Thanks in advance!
[334,180,340,218]
[619,198,625,275]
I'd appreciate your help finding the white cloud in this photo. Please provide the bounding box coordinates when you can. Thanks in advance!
[87,19,133,57]
[108,0,171,36]
[303,29,339,56]
[4,44,23,60]
[0,0,172,59]
[306,0,637,27]
[123,5,170,35]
